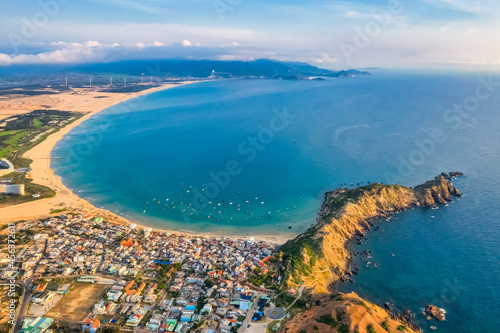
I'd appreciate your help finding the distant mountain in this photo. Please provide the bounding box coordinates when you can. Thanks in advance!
[324,69,372,77]
[279,61,335,76]
[70,59,340,79]
[0,59,371,83]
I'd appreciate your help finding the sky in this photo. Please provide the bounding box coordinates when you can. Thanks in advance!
[0,0,499,69]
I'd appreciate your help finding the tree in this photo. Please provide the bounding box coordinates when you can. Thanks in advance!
[205,278,215,288]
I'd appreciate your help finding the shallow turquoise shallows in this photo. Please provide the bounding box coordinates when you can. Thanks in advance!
[52,72,500,332]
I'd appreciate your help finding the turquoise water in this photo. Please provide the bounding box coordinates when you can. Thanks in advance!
[52,73,500,331]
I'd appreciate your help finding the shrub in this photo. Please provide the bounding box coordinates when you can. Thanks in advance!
[317,314,337,327]
[338,323,350,333]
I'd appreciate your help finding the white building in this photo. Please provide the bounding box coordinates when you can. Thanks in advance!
[0,184,25,195]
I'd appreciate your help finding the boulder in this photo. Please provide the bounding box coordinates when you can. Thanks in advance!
[425,305,446,321]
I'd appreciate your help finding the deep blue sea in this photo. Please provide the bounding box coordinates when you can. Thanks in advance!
[52,72,500,332]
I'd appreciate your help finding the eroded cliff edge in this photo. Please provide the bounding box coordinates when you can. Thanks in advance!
[280,173,463,293]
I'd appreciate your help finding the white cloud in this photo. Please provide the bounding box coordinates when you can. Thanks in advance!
[153,41,164,47]
[50,41,82,47]
[181,40,192,47]
[136,42,145,48]
[315,52,338,64]
[0,40,121,65]
[85,40,101,47]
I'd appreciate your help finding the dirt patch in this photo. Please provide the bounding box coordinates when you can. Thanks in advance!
[46,283,109,321]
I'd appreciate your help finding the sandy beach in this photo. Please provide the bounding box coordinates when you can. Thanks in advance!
[0,83,292,245]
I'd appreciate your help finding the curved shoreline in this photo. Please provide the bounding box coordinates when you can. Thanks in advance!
[0,81,292,244]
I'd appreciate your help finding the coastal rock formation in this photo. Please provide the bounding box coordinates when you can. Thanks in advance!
[425,305,446,321]
[280,292,419,333]
[280,174,463,293]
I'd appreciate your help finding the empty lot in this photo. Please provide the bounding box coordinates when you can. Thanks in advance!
[47,283,109,321]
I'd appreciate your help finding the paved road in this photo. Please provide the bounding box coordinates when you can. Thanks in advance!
[13,239,47,333]
[286,286,304,310]
[239,292,262,333]
[12,280,31,333]
[244,322,268,333]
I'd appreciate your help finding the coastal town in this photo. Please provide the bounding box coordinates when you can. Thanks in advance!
[0,216,294,333]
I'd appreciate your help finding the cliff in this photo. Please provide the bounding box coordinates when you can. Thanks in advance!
[280,173,462,293]
[280,292,420,333]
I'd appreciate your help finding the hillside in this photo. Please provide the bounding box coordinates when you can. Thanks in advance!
[280,173,463,293]
[1,59,370,81]
[281,292,419,333]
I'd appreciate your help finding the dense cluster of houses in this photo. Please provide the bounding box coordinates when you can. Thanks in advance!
[4,215,279,332]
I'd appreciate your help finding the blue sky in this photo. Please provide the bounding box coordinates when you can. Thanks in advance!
[0,0,499,69]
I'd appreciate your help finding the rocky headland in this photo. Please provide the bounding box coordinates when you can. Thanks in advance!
[277,173,463,332]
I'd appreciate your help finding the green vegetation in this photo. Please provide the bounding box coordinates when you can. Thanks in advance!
[397,325,408,331]
[279,224,323,284]
[338,323,350,333]
[49,207,68,214]
[0,170,56,207]
[33,118,44,128]
[336,311,345,322]
[246,267,276,288]
[278,182,411,287]
[266,321,282,333]
[321,183,408,221]
[367,324,377,333]
[0,109,84,207]
[274,292,297,308]
[316,314,338,327]
[382,320,390,331]
[315,311,345,329]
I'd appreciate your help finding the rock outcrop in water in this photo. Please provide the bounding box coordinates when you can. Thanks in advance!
[425,305,446,321]
[280,173,463,293]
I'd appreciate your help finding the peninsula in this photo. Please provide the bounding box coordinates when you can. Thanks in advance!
[272,173,463,332]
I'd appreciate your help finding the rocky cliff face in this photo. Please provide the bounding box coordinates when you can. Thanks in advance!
[280,174,462,293]
[281,292,420,333]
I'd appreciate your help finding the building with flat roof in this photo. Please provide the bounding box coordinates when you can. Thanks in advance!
[21,317,54,333]
[0,184,25,195]
[77,275,97,283]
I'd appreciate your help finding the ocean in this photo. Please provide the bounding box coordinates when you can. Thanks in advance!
[52,72,500,332]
